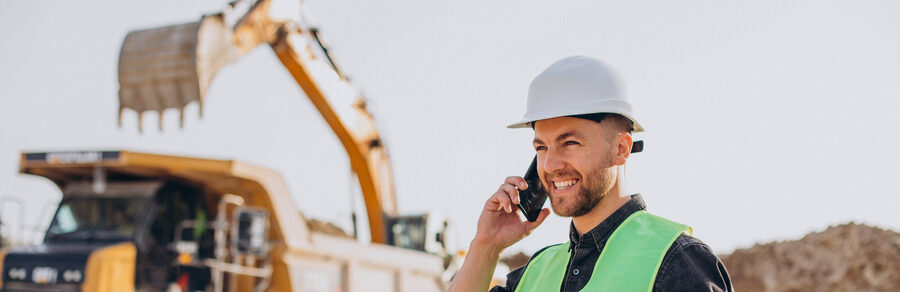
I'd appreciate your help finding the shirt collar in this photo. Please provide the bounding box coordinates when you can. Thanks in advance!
[568,194,647,252]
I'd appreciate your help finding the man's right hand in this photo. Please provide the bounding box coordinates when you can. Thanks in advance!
[473,176,551,251]
[448,176,551,292]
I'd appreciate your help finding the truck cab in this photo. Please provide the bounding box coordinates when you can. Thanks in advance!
[1,152,227,291]
[4,179,212,291]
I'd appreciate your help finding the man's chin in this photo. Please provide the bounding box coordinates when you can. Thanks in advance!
[549,199,579,217]
[550,192,601,218]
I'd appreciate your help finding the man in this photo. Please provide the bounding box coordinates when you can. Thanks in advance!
[449,56,733,291]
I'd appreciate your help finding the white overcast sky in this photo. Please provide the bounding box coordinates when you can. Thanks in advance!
[1,0,899,256]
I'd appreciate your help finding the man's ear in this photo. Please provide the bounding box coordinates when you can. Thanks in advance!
[614,132,632,165]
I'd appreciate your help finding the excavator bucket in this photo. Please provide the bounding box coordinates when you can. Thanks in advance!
[117,15,237,131]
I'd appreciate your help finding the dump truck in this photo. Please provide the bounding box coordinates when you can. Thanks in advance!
[0,0,453,291]
[1,151,448,291]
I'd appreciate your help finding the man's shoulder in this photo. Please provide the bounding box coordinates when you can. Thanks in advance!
[670,234,712,251]
[518,242,567,271]
[663,234,721,266]
[490,243,566,292]
[530,242,566,259]
[642,211,689,228]
[655,234,734,292]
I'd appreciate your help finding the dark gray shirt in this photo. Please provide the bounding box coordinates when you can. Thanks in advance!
[490,194,733,292]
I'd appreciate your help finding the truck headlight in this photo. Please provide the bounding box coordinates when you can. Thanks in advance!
[7,268,27,280]
[62,269,83,283]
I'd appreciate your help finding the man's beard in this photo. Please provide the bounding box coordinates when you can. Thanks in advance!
[548,158,616,217]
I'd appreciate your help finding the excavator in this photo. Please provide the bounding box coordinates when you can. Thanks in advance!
[0,0,452,291]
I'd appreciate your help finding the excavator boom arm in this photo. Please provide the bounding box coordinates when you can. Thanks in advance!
[268,25,397,243]
[117,0,397,243]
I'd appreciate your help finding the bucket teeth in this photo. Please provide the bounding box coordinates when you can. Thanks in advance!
[117,15,237,130]
[138,112,145,133]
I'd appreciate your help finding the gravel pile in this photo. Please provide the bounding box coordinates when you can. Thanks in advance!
[720,222,900,292]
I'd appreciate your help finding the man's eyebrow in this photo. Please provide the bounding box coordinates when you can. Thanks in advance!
[556,131,580,142]
[533,131,581,145]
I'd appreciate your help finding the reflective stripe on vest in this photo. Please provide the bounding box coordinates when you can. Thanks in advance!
[514,211,691,292]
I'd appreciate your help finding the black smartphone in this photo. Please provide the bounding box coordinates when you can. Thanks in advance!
[516,156,548,222]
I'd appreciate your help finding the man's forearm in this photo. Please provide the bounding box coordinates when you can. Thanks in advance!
[448,238,504,292]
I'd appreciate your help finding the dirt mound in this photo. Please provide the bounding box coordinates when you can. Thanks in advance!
[720,222,900,292]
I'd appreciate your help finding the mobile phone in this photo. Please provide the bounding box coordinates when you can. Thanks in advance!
[516,156,548,222]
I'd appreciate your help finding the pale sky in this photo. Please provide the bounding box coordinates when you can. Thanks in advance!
[1,0,899,258]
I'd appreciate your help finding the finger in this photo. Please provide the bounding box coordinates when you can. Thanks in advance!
[525,208,551,232]
[490,190,514,213]
[499,183,520,205]
[504,176,528,191]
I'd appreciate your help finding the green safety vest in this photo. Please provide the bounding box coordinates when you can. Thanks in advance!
[514,211,691,292]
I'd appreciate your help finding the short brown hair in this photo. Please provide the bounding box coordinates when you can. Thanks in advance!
[565,113,633,134]
[603,114,634,134]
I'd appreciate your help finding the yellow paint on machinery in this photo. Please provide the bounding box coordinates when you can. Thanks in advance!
[82,243,137,292]
[0,249,6,288]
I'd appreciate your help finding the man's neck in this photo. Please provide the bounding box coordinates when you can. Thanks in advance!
[572,187,631,235]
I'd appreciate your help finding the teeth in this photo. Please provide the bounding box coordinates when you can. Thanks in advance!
[553,179,576,189]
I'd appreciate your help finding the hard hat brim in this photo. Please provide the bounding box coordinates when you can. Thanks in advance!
[507,111,645,133]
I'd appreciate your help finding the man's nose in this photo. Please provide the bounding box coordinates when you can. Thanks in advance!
[541,148,566,174]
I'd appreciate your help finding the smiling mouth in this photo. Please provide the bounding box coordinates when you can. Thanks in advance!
[552,178,579,191]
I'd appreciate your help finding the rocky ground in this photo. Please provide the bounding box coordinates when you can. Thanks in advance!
[720,222,900,292]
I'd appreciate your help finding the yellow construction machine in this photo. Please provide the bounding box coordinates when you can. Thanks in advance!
[0,1,452,291]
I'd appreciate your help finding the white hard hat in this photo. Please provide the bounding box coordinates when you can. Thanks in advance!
[508,56,644,133]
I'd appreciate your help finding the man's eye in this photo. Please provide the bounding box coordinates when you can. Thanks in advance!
[564,141,580,146]
[534,145,547,151]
